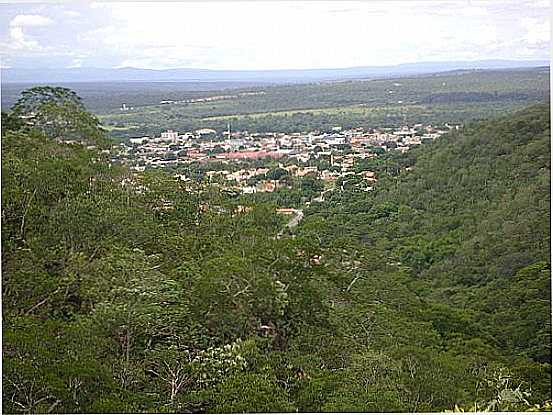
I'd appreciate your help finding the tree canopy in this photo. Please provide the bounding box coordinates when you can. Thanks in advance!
[1,89,550,413]
[9,86,107,146]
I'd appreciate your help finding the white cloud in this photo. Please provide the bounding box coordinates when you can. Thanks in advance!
[521,17,550,45]
[8,26,41,50]
[80,1,545,70]
[524,0,550,8]
[0,1,549,69]
[62,10,81,19]
[6,14,54,52]
[9,14,53,28]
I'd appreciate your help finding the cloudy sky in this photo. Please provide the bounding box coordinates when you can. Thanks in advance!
[0,0,550,70]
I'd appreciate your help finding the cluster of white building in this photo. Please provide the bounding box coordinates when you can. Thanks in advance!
[117,122,454,173]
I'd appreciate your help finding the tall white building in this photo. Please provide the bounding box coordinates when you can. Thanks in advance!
[160,130,178,142]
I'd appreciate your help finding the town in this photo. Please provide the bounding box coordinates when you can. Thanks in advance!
[115,122,457,196]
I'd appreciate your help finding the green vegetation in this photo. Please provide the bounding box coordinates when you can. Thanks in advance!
[6,68,546,138]
[2,88,550,413]
[90,67,549,138]
[10,86,107,146]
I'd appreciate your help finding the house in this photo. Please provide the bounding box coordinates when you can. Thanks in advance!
[130,136,149,145]
[195,128,217,136]
[296,167,318,177]
[160,130,179,142]
[257,181,276,193]
[363,171,377,183]
[220,151,283,160]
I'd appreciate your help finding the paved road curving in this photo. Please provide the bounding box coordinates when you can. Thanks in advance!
[276,187,331,238]
[276,209,303,239]
[286,209,304,228]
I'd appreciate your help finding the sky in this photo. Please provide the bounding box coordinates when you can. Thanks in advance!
[0,0,550,70]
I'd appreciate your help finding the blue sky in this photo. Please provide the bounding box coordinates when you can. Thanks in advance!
[0,1,550,70]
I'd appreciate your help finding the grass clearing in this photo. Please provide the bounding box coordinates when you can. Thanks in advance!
[201,104,426,121]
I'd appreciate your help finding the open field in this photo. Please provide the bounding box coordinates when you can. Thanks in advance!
[201,104,389,120]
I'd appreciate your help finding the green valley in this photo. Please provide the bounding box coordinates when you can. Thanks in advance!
[1,84,550,412]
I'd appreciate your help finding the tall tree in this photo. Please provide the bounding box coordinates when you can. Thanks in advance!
[11,86,106,146]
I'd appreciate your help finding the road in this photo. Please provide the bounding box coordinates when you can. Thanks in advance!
[276,209,303,239]
[276,187,332,238]
[286,209,304,228]
[312,188,332,203]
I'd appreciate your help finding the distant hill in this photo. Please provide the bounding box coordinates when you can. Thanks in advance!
[1,59,549,84]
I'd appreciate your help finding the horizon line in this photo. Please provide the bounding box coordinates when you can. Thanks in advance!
[2,58,550,73]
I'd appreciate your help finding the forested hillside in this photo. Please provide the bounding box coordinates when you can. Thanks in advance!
[2,95,550,412]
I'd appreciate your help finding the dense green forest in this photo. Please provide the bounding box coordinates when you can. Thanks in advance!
[2,88,551,412]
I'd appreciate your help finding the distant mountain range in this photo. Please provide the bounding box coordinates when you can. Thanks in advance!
[1,59,549,84]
